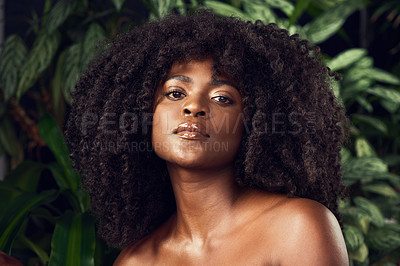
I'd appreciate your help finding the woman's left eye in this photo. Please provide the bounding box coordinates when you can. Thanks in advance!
[212,96,233,104]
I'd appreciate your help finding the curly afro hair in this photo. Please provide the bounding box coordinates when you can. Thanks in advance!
[66,10,348,248]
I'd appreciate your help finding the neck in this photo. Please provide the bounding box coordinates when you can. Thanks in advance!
[167,163,241,243]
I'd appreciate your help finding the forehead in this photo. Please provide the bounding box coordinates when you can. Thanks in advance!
[167,58,214,76]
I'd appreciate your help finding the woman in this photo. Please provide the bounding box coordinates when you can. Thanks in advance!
[66,10,349,265]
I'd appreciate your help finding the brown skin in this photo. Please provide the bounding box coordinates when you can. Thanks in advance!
[0,251,23,266]
[114,59,349,265]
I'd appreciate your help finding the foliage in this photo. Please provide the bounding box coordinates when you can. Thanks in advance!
[0,0,399,265]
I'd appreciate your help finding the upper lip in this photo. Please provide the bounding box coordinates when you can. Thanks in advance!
[173,122,210,137]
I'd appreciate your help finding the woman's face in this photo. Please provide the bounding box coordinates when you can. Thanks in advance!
[152,58,243,169]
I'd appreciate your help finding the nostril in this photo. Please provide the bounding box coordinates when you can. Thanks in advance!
[197,111,206,116]
[184,109,191,114]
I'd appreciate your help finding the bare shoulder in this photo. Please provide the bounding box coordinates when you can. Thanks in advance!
[258,195,349,266]
[113,235,154,266]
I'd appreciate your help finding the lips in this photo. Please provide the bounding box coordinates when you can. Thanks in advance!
[173,122,210,139]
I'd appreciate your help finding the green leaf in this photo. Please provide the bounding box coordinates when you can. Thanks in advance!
[0,116,22,158]
[341,147,351,164]
[17,31,61,99]
[146,0,177,18]
[326,49,367,71]
[243,1,277,23]
[49,211,95,266]
[0,35,28,100]
[204,0,249,20]
[46,0,77,33]
[38,114,80,192]
[0,190,58,253]
[348,242,368,262]
[352,114,388,134]
[289,0,310,25]
[62,44,82,104]
[368,87,400,104]
[51,48,67,123]
[111,0,126,11]
[343,225,364,252]
[263,0,294,17]
[19,235,50,265]
[341,207,371,234]
[353,197,385,227]
[380,99,399,113]
[366,225,400,251]
[365,68,400,85]
[303,0,364,44]
[355,96,373,113]
[355,137,376,157]
[362,183,398,198]
[62,23,105,104]
[82,23,106,70]
[343,157,388,185]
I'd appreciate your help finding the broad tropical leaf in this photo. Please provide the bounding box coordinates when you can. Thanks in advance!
[326,48,367,71]
[343,225,364,252]
[112,0,126,12]
[353,197,385,227]
[16,31,61,99]
[49,211,95,266]
[0,190,58,253]
[204,0,249,20]
[303,0,364,43]
[0,35,27,100]
[46,0,77,33]
[38,114,80,192]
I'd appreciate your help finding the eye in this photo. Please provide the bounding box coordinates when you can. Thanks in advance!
[212,95,233,104]
[165,89,186,100]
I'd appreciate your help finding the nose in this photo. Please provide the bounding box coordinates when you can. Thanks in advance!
[182,95,208,118]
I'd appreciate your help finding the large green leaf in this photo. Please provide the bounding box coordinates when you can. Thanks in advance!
[0,161,45,210]
[62,23,106,103]
[348,242,368,263]
[368,87,400,104]
[204,0,249,20]
[16,31,61,99]
[81,23,106,71]
[145,0,177,18]
[46,0,77,33]
[49,211,95,266]
[0,35,28,100]
[353,197,385,227]
[343,157,388,185]
[263,0,294,17]
[326,48,367,71]
[355,137,376,158]
[19,235,50,265]
[352,114,388,134]
[366,225,400,251]
[303,0,364,44]
[340,207,371,234]
[362,183,398,198]
[0,116,22,159]
[62,44,82,104]
[289,0,310,25]
[365,68,400,85]
[51,48,67,123]
[243,1,277,23]
[112,0,126,11]
[343,224,364,252]
[0,190,58,253]
[38,114,80,192]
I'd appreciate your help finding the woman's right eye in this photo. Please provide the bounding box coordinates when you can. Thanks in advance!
[165,89,185,100]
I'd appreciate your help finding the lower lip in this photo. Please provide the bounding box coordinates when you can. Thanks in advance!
[176,131,209,140]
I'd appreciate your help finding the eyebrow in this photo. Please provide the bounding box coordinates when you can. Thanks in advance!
[165,75,238,90]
